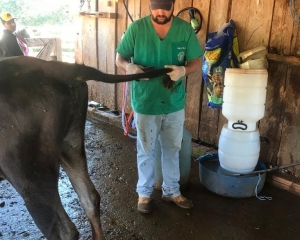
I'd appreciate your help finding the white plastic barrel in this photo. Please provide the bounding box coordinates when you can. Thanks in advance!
[222,103,265,131]
[222,68,268,131]
[154,127,192,191]
[223,86,266,104]
[218,124,260,173]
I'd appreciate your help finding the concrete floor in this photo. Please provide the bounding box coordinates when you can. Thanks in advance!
[1,114,300,240]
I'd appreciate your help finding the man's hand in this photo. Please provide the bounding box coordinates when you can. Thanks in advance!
[164,65,186,81]
[126,63,145,74]
[126,63,149,80]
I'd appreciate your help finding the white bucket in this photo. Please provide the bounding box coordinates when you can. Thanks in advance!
[218,124,260,173]
[222,68,268,131]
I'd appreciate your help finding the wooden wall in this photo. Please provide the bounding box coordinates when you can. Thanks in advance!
[75,0,300,176]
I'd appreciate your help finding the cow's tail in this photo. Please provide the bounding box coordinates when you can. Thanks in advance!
[79,65,172,83]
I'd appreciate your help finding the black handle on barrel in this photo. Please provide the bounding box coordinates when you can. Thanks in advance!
[232,120,247,130]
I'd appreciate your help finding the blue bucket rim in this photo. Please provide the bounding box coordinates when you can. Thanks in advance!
[197,153,267,176]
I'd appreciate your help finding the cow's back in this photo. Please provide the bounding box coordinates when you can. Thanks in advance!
[0,64,88,183]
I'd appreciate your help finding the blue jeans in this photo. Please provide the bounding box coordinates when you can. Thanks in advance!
[134,109,185,198]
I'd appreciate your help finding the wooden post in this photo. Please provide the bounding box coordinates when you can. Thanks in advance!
[25,38,62,61]
[54,38,62,61]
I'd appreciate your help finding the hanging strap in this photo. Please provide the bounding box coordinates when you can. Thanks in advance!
[15,35,29,56]
[255,173,272,201]
[121,81,136,139]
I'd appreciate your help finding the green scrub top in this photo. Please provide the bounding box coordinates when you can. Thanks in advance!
[116,15,203,115]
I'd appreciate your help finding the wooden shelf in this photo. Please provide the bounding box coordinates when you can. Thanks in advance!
[267,173,300,196]
[267,53,300,66]
[79,11,117,19]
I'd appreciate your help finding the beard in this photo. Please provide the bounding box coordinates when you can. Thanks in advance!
[151,13,173,25]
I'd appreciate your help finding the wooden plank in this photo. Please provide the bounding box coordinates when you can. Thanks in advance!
[199,100,219,145]
[25,38,51,47]
[82,22,97,67]
[198,0,226,145]
[79,11,117,19]
[127,0,138,26]
[208,0,232,143]
[90,0,118,109]
[231,0,274,52]
[259,61,287,166]
[290,0,300,56]
[185,1,210,140]
[269,0,294,55]
[277,65,300,176]
[54,38,62,61]
[36,39,55,60]
[140,0,149,17]
[26,38,62,61]
[116,0,131,111]
[82,0,100,104]
[267,53,300,66]
[133,0,141,20]
[74,15,83,64]
[174,1,191,22]
[267,174,300,197]
[208,0,232,32]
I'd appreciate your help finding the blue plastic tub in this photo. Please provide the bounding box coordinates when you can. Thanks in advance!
[198,153,266,198]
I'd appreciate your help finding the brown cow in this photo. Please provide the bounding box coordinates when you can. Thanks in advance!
[0,56,171,240]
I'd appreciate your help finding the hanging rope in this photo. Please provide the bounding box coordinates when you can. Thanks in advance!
[79,0,91,11]
[121,81,137,139]
[176,7,203,34]
[123,0,134,23]
[255,174,272,201]
[79,0,85,11]
[289,0,300,27]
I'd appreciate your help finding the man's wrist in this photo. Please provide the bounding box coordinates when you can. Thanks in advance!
[125,62,133,72]
[182,66,186,76]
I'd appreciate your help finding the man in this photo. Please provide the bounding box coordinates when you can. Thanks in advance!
[0,12,28,57]
[115,0,203,214]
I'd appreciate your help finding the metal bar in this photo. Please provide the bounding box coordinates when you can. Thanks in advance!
[228,162,300,176]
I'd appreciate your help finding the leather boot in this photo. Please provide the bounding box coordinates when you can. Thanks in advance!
[137,197,152,214]
[162,195,193,209]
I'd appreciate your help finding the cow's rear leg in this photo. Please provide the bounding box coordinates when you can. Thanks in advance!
[61,141,103,240]
[7,160,79,240]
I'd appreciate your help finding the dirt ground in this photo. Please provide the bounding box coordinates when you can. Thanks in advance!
[1,116,300,240]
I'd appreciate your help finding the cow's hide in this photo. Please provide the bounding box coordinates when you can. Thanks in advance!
[0,56,171,240]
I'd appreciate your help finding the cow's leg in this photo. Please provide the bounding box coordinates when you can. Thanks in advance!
[61,141,103,240]
[6,157,78,240]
